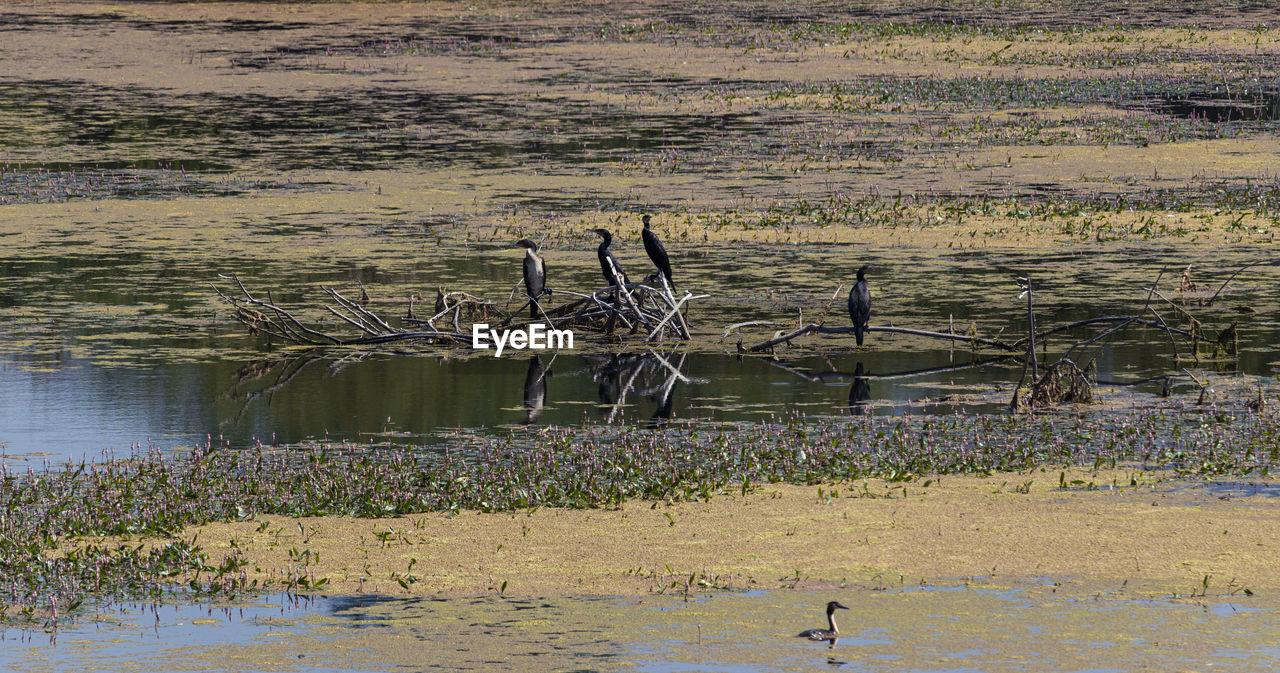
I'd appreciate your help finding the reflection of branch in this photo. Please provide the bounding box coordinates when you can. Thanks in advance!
[866,355,1018,380]
[221,352,332,423]
[1016,316,1191,347]
[758,353,1016,382]
[1205,258,1279,306]
[746,323,1015,353]
[605,358,646,424]
[645,349,699,384]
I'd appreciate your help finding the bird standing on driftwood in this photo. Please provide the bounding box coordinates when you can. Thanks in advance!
[640,214,673,292]
[515,239,546,318]
[848,265,871,346]
[590,228,630,305]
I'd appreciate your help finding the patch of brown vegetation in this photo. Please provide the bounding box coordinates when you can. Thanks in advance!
[162,468,1280,598]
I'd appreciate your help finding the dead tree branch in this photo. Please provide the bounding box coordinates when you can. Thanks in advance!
[1204,258,1280,306]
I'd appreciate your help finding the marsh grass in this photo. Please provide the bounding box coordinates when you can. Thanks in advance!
[5,0,1280,633]
[3,402,1279,628]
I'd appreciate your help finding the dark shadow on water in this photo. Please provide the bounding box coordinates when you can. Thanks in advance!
[1148,91,1280,123]
[1,80,760,174]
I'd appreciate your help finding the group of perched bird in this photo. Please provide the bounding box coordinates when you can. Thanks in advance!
[521,222,863,643]
[515,215,873,341]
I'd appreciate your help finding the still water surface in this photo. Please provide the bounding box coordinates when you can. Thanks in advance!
[2,247,1277,462]
[3,584,1276,672]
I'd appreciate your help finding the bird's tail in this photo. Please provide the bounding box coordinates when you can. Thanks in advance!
[855,327,865,346]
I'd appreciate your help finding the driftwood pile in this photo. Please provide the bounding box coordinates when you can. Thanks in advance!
[213,273,703,347]
[214,259,1269,412]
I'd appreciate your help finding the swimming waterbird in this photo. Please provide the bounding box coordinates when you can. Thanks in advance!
[797,601,850,641]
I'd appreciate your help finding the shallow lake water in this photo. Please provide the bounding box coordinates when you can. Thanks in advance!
[4,3,1280,667]
[3,583,1276,672]
[2,244,1277,463]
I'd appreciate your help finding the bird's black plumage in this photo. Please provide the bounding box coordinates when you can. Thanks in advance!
[590,228,630,294]
[797,601,850,641]
[640,214,673,290]
[515,239,546,318]
[848,265,871,346]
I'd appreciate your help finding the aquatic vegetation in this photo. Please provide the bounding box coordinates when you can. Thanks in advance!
[3,404,1278,627]
[3,0,1280,646]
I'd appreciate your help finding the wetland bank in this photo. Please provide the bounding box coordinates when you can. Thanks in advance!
[3,0,1280,669]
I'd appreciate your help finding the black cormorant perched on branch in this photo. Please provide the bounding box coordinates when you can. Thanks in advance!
[515,239,546,318]
[798,601,850,641]
[640,214,673,291]
[848,265,871,346]
[589,228,630,298]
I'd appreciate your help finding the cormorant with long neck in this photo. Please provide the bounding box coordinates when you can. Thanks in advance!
[590,228,630,296]
[798,601,850,641]
[515,239,546,318]
[848,265,871,346]
[640,214,673,291]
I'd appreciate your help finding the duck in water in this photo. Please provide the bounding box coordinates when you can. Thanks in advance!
[797,601,850,641]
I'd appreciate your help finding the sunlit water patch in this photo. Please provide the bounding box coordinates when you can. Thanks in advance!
[0,345,1256,463]
[3,584,1278,672]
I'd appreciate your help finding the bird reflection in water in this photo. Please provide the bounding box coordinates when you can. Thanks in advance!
[848,361,872,413]
[522,355,551,424]
[593,353,645,408]
[587,350,696,423]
